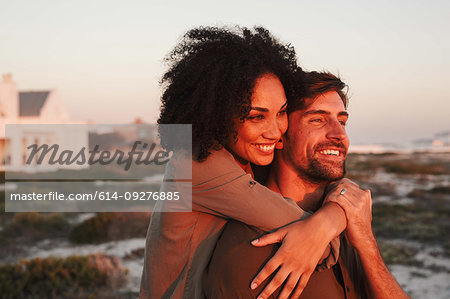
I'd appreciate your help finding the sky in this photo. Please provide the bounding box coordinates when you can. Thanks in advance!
[0,0,449,144]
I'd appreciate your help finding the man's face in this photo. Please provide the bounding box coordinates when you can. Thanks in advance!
[283,91,349,182]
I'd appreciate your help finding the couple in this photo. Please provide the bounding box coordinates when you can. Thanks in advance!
[140,26,409,298]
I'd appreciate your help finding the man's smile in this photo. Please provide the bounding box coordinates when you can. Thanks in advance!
[319,149,341,156]
[317,147,346,160]
[315,141,347,160]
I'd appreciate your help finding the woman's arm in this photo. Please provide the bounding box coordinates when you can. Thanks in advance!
[249,203,346,299]
[190,149,348,298]
[191,149,345,231]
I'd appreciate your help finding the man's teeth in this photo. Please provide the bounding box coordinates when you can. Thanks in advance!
[319,149,340,156]
[255,144,276,152]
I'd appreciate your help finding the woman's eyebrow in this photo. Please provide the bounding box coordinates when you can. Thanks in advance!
[251,101,288,112]
[250,107,268,112]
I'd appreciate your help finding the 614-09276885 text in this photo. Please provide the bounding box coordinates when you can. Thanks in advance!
[9,191,180,201]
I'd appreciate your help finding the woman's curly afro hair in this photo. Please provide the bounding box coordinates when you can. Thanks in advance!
[158,26,304,161]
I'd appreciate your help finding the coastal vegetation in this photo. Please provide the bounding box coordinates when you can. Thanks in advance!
[0,152,449,297]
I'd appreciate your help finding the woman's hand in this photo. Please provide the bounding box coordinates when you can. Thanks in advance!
[250,203,346,299]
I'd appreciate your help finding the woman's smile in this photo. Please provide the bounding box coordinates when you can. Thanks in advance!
[252,142,277,154]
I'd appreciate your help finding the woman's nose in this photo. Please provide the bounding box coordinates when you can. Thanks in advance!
[264,118,285,140]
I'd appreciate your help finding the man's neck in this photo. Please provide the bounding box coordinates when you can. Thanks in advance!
[266,153,327,213]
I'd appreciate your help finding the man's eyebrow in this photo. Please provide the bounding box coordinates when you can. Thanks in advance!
[279,101,288,110]
[303,109,349,117]
[303,109,329,116]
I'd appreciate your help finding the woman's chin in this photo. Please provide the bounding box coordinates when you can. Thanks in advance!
[250,154,274,166]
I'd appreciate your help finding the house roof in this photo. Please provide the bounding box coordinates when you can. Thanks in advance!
[19,91,50,116]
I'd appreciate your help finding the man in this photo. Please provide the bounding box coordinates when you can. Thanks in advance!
[204,71,410,299]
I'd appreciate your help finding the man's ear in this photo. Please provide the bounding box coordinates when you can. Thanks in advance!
[276,137,284,149]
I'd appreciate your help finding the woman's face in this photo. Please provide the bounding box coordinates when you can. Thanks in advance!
[228,73,288,166]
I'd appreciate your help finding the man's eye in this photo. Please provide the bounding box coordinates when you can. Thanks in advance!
[310,118,323,123]
[339,121,347,126]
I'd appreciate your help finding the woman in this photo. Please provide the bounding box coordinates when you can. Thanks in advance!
[140,26,347,299]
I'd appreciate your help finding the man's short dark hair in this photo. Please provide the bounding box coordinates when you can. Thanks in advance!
[288,71,348,113]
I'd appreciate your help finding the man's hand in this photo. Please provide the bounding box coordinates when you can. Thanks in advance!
[325,179,411,298]
[324,178,373,250]
[249,202,346,299]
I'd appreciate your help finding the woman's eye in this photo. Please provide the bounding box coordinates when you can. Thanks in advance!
[247,115,264,121]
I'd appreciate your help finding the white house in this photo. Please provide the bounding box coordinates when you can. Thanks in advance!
[0,74,88,172]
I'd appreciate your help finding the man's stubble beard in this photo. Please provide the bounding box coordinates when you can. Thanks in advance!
[286,148,346,184]
[300,156,346,183]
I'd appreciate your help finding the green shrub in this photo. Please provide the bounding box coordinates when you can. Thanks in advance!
[378,241,419,265]
[1,212,71,241]
[382,161,447,175]
[69,212,151,244]
[0,171,4,213]
[69,213,116,244]
[428,186,450,194]
[443,239,450,257]
[346,153,450,175]
[372,203,445,242]
[0,253,128,299]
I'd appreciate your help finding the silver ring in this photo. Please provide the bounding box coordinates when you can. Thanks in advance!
[340,188,346,195]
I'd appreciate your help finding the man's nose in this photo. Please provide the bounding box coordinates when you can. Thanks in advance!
[326,120,347,141]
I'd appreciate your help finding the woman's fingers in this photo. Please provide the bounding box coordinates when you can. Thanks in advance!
[326,178,359,194]
[277,272,301,299]
[291,272,312,299]
[256,266,290,299]
[250,255,283,290]
[251,229,286,247]
[250,218,335,298]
